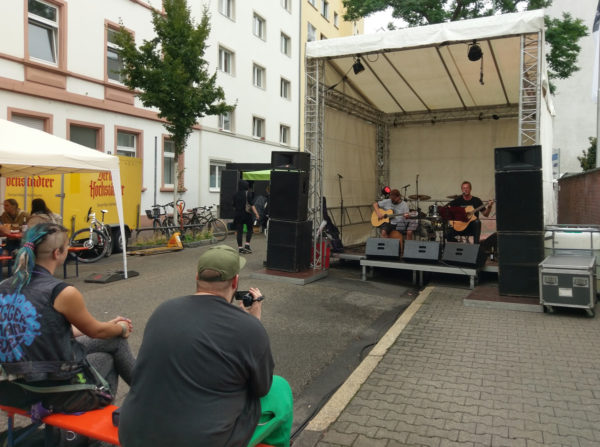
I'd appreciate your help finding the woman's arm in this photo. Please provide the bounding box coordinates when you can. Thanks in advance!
[54,286,132,339]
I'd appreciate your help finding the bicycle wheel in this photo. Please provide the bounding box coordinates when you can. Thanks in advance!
[162,216,175,236]
[153,219,163,237]
[189,216,202,237]
[104,229,113,258]
[70,228,109,263]
[207,219,227,242]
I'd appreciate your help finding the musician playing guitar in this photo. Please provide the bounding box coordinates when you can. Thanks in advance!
[446,181,494,244]
[372,189,417,248]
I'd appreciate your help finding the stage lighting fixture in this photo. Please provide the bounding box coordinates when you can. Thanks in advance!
[382,185,391,195]
[352,57,365,75]
[468,40,482,62]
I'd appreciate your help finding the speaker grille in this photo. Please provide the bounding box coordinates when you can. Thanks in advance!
[266,220,312,272]
[270,171,309,221]
[218,169,239,219]
[497,231,544,297]
[495,170,543,232]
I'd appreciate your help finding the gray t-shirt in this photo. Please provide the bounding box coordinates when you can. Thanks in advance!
[377,198,409,225]
[119,294,274,447]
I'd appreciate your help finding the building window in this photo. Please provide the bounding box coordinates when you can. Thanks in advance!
[28,0,59,64]
[280,125,290,145]
[253,13,266,40]
[107,27,124,82]
[281,0,291,13]
[11,115,45,131]
[280,78,291,100]
[219,46,234,74]
[69,124,100,150]
[308,0,316,7]
[253,64,265,89]
[334,11,339,28]
[219,0,234,19]
[116,131,137,157]
[210,161,226,190]
[307,22,316,42]
[163,139,175,188]
[321,0,329,20]
[219,111,233,132]
[252,117,265,139]
[280,33,291,57]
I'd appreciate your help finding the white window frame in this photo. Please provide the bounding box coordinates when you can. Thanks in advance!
[253,64,265,89]
[280,32,291,57]
[280,78,291,100]
[163,139,176,188]
[281,0,291,13]
[218,46,234,75]
[116,131,137,157]
[308,0,316,7]
[307,22,316,42]
[209,161,227,191]
[28,0,59,65]
[252,117,265,139]
[280,125,290,145]
[321,0,329,20]
[107,27,124,82]
[218,0,234,19]
[253,13,266,40]
[219,111,233,132]
[334,12,339,28]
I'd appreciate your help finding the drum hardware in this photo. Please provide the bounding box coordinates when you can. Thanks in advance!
[446,194,460,199]
[408,194,431,201]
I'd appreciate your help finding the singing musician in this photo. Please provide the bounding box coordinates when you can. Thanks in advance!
[372,189,417,241]
[445,181,493,244]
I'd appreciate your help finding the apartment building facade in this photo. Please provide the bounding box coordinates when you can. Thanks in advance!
[0,0,300,223]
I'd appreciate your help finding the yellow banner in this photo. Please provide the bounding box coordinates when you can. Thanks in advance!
[5,156,142,235]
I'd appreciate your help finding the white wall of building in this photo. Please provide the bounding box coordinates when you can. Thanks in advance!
[0,0,300,217]
[546,0,597,175]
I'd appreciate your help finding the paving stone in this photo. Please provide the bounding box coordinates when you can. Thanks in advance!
[321,430,358,445]
[352,434,389,447]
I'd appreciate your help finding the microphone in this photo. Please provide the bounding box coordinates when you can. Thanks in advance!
[337,173,343,179]
[402,184,410,188]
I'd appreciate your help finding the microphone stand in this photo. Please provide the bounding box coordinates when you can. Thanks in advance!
[415,174,420,235]
[337,174,344,240]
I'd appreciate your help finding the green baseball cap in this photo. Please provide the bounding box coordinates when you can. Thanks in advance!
[197,245,246,281]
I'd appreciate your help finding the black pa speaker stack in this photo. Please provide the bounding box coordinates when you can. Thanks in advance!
[266,152,312,272]
[494,145,544,297]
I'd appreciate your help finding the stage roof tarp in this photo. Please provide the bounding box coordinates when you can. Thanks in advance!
[306,9,548,116]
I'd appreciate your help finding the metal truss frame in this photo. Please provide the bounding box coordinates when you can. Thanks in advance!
[518,32,541,146]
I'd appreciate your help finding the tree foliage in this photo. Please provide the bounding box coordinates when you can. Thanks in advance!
[114,0,233,159]
[342,0,587,92]
[578,137,597,171]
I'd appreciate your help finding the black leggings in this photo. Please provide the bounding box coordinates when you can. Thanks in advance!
[235,214,254,247]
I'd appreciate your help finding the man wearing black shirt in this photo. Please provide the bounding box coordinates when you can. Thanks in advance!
[119,245,293,447]
[446,181,493,244]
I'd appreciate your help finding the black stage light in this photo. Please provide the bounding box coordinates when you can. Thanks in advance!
[352,57,365,74]
[468,40,482,62]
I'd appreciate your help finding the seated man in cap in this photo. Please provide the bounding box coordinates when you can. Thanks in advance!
[119,245,293,447]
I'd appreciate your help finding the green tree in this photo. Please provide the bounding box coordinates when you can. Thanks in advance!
[578,137,597,171]
[343,0,587,93]
[114,0,233,221]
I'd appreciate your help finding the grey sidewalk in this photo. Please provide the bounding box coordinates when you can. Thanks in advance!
[295,285,600,447]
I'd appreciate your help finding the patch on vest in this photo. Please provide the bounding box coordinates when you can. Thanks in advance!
[0,293,41,362]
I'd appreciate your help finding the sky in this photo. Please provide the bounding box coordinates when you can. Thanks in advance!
[363,8,405,34]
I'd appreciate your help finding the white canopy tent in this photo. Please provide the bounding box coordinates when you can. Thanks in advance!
[0,118,129,277]
[304,9,555,248]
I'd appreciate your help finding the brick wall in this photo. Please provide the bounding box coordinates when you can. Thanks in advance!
[558,168,600,224]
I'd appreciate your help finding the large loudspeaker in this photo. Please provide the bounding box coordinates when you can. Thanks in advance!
[365,238,400,259]
[218,169,239,219]
[495,170,543,232]
[270,170,309,221]
[266,220,312,272]
[403,240,440,263]
[498,231,544,297]
[495,145,541,171]
[442,243,485,268]
[271,151,311,171]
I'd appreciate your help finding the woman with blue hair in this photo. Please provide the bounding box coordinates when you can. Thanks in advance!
[0,222,135,413]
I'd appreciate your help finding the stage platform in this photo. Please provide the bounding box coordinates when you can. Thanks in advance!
[251,267,328,285]
[360,258,482,289]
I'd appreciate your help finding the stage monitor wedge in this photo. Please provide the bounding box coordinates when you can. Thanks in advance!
[442,243,485,268]
[403,240,440,263]
[365,238,400,259]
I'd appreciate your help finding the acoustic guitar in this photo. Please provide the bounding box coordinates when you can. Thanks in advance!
[448,200,494,232]
[371,209,413,227]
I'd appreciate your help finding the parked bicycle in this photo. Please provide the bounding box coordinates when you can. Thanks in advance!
[181,205,228,241]
[69,208,113,263]
[145,200,184,237]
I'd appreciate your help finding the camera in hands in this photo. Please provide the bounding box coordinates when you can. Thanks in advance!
[235,291,264,308]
